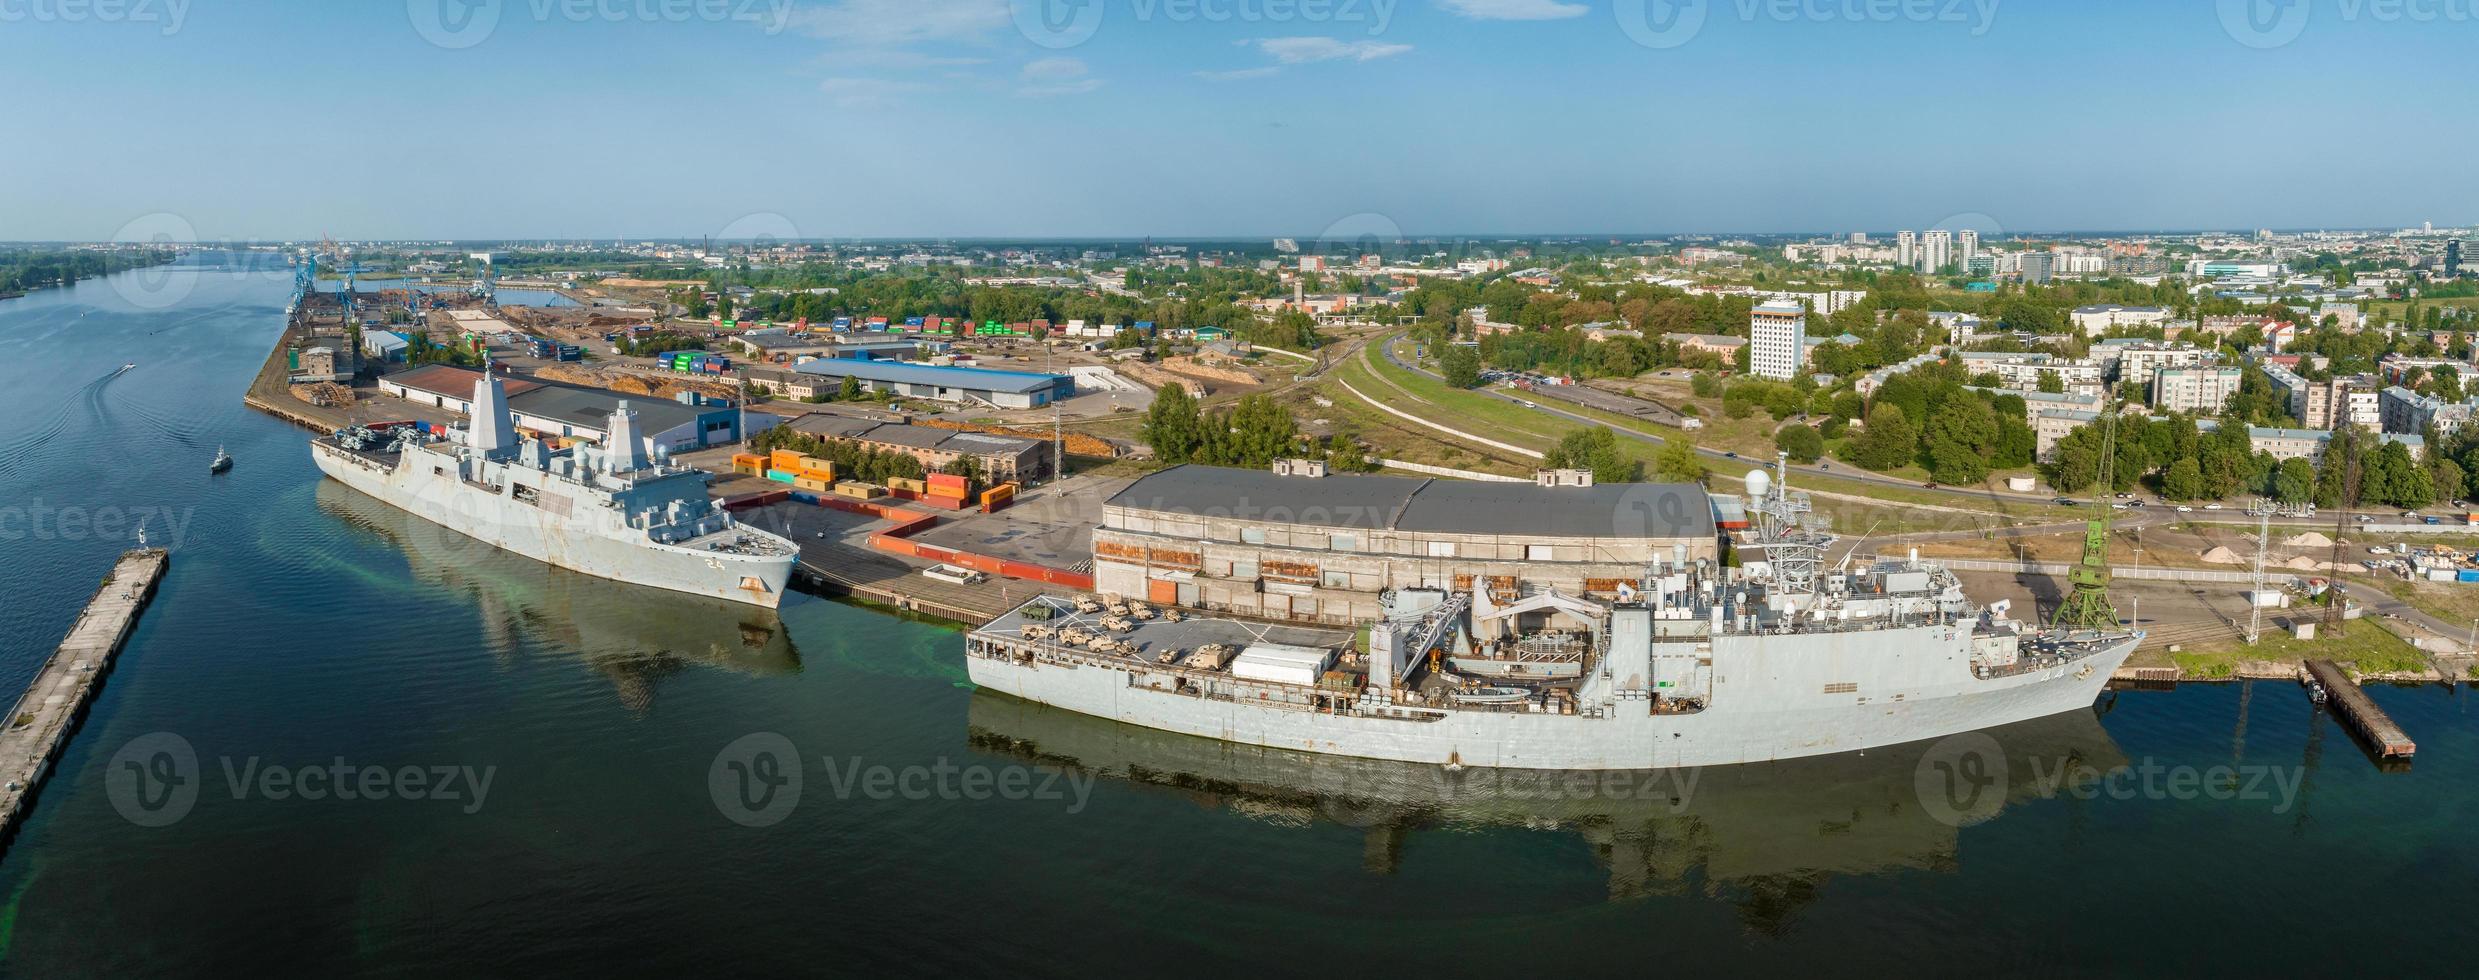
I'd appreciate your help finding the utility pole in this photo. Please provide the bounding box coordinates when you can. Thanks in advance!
[1049,341,1062,485]
[2248,507,2269,645]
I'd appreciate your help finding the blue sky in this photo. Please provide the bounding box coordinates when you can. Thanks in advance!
[0,0,2469,240]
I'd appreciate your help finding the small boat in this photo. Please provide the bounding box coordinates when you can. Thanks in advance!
[119,362,135,372]
[1448,686,1532,705]
[209,445,232,474]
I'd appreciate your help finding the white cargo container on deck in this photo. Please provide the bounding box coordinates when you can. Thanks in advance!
[1228,644,1335,687]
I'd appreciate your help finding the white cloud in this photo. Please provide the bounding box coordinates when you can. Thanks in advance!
[1017,57,1102,97]
[1434,0,1588,19]
[790,0,1010,47]
[1254,37,1413,64]
[1194,66,1283,82]
[819,77,935,107]
[812,49,991,70]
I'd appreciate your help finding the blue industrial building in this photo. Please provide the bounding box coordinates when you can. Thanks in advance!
[792,358,1074,408]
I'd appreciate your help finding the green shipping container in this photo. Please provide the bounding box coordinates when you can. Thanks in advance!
[765,469,798,483]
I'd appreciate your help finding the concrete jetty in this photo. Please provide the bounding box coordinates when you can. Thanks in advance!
[0,549,170,838]
[2304,658,2416,762]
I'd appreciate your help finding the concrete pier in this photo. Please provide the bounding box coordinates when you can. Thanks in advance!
[0,549,170,839]
[2304,658,2416,762]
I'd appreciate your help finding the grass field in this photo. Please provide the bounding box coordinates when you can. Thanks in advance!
[2169,624,2433,680]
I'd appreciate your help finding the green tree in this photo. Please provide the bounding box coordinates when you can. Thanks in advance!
[839,375,863,401]
[1653,437,1708,485]
[1222,393,1299,465]
[2161,457,2204,500]
[2272,457,2315,504]
[1139,383,1202,463]
[1440,344,1481,388]
[1850,403,1919,472]
[1774,423,1824,463]
[2037,371,2065,394]
[1545,427,1640,483]
[1922,399,1998,484]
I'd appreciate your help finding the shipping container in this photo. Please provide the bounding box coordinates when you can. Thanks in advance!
[2459,569,2479,583]
[887,476,928,494]
[834,481,884,500]
[764,469,798,484]
[794,476,832,492]
[770,449,805,470]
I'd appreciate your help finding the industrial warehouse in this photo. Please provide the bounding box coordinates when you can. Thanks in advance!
[780,413,1054,483]
[376,363,763,454]
[1089,462,1721,625]
[790,358,1075,409]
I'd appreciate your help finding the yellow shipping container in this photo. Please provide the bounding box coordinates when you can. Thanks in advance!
[887,477,927,493]
[834,481,883,500]
[794,476,832,492]
[798,460,836,480]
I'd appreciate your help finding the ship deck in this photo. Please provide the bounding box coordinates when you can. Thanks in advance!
[974,599,1354,660]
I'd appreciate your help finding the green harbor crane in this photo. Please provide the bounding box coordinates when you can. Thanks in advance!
[2052,410,2122,630]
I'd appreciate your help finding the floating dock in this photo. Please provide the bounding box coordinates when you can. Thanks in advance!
[0,549,170,839]
[2304,658,2416,761]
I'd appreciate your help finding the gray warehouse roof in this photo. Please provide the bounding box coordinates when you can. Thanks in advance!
[1106,465,1717,539]
[508,385,709,434]
[792,357,1068,394]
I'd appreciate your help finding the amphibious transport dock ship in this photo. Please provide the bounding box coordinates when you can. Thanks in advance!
[967,461,2138,770]
[310,371,797,607]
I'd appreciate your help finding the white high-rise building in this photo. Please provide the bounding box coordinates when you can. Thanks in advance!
[1749,301,1807,380]
[1921,230,1952,274]
[1895,231,1917,269]
[1957,229,1979,271]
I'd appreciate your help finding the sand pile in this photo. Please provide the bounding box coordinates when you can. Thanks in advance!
[2284,531,2334,548]
[2287,556,2325,570]
[2201,546,2244,564]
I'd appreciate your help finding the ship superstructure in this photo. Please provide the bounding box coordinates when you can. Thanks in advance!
[310,370,797,607]
[967,458,2139,770]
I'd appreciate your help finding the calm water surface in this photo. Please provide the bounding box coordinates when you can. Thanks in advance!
[0,263,2472,976]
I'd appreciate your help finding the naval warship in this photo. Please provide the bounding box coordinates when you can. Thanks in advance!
[967,460,2140,770]
[310,369,798,607]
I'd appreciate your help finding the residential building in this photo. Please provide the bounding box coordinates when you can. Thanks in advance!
[2379,385,2479,436]
[1920,230,1951,274]
[2019,251,2054,284]
[2070,304,2172,337]
[1956,229,1979,271]
[1895,230,1916,269]
[1665,333,1746,361]
[1747,301,1806,380]
[1956,351,2106,396]
[2152,366,2243,414]
[1856,351,1943,398]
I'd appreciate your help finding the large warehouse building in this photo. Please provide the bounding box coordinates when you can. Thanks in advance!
[1091,463,1721,625]
[380,364,763,455]
[791,358,1074,409]
[783,413,1053,483]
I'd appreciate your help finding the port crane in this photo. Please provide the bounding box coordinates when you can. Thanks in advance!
[2052,409,2122,630]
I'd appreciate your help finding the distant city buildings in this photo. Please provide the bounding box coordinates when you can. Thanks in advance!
[1748,301,1807,380]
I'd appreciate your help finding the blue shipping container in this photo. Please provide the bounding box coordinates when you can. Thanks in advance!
[2457,569,2479,583]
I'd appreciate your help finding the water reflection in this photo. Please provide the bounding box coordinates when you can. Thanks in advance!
[970,690,2125,931]
[315,480,798,711]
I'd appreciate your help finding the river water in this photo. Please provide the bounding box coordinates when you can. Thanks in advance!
[0,262,2472,975]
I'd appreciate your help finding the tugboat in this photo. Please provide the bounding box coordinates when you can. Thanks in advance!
[209,445,232,474]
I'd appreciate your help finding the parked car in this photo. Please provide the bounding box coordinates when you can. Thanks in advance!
[1923,482,1939,490]
[2203,503,2222,510]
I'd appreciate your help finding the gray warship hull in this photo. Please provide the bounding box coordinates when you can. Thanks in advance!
[967,622,2135,771]
[312,439,796,608]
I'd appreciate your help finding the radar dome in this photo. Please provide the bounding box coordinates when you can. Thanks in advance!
[1744,469,1771,499]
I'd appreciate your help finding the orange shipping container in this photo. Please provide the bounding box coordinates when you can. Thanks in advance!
[927,473,968,492]
[770,449,804,470]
